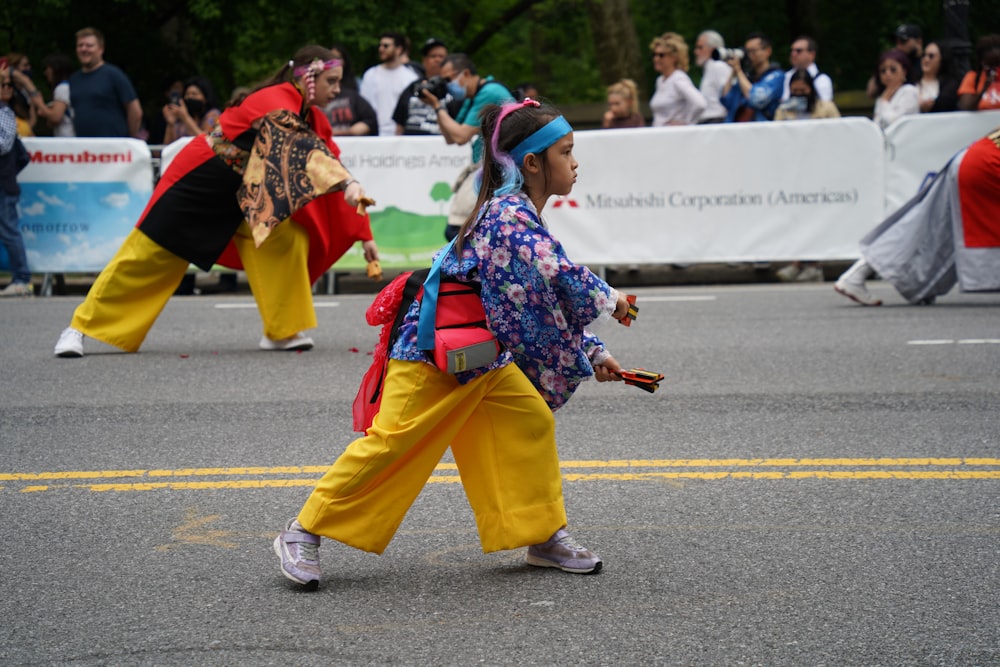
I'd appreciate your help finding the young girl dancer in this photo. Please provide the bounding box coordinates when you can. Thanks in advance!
[274,98,633,591]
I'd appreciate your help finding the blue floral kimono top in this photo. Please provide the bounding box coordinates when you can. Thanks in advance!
[392,193,619,410]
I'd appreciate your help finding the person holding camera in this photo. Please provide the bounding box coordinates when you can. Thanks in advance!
[161,76,221,145]
[392,38,453,135]
[720,32,784,122]
[419,53,514,240]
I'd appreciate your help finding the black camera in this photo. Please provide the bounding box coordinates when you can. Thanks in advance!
[414,76,448,100]
[169,91,181,105]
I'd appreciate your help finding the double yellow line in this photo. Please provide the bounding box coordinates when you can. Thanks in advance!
[3,457,999,493]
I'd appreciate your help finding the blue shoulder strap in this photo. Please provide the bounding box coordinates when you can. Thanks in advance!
[416,237,458,351]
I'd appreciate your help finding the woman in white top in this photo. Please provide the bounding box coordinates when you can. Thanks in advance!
[873,49,919,130]
[649,32,707,126]
[13,53,75,137]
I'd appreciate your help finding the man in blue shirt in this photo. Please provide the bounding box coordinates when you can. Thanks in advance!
[420,53,514,239]
[721,32,784,122]
[69,27,143,138]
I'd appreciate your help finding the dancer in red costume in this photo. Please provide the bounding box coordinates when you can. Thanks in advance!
[54,45,377,358]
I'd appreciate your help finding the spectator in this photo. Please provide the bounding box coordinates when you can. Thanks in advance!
[774,69,840,284]
[692,29,732,124]
[69,27,143,138]
[894,24,924,84]
[53,45,378,358]
[834,127,1000,306]
[226,86,250,108]
[392,37,451,135]
[513,82,540,101]
[359,31,418,136]
[774,69,840,120]
[918,41,962,113]
[162,76,221,144]
[418,53,514,240]
[4,53,35,136]
[957,34,1000,111]
[782,36,833,102]
[12,53,75,137]
[0,68,33,297]
[602,79,644,128]
[145,77,183,145]
[648,32,706,126]
[323,44,377,136]
[866,24,924,99]
[872,49,920,130]
[721,32,784,122]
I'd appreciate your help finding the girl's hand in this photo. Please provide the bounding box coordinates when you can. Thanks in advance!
[344,180,365,207]
[594,355,624,382]
[362,239,379,262]
[612,292,632,321]
[162,103,178,123]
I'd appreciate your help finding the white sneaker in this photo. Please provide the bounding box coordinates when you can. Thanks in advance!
[0,282,34,297]
[776,264,801,282]
[833,279,882,306]
[796,266,824,282]
[259,332,314,351]
[54,327,85,357]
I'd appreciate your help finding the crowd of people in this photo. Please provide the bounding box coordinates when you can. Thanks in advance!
[2,23,999,297]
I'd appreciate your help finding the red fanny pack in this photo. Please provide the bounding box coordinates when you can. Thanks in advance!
[352,269,499,432]
[428,281,500,374]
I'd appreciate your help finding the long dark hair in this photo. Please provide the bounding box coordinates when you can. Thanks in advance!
[787,68,817,112]
[42,53,74,84]
[329,43,359,91]
[183,75,221,117]
[455,101,561,250]
[970,34,1000,95]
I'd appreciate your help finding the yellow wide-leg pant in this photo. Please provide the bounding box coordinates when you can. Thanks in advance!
[70,221,315,352]
[298,359,567,554]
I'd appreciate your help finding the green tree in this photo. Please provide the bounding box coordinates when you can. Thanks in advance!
[430,181,452,213]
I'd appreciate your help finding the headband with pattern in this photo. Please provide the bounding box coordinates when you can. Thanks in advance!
[290,58,343,101]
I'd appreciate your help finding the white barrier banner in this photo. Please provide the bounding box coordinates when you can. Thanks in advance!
[14,114,992,275]
[545,118,885,264]
[16,138,153,272]
[883,109,1000,214]
[332,136,470,268]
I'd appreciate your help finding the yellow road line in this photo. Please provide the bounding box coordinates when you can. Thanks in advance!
[15,469,997,493]
[4,458,999,482]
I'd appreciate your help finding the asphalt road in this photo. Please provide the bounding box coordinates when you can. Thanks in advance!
[1,281,998,666]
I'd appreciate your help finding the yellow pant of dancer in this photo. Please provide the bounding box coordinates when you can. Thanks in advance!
[70,221,315,352]
[232,220,316,341]
[297,359,568,555]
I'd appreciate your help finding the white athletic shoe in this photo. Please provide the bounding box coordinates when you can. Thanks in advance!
[833,279,882,306]
[54,327,85,357]
[259,333,314,351]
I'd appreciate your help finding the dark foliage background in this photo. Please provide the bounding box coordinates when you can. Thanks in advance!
[0,0,994,130]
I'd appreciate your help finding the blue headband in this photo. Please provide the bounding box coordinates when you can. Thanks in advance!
[509,116,572,163]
